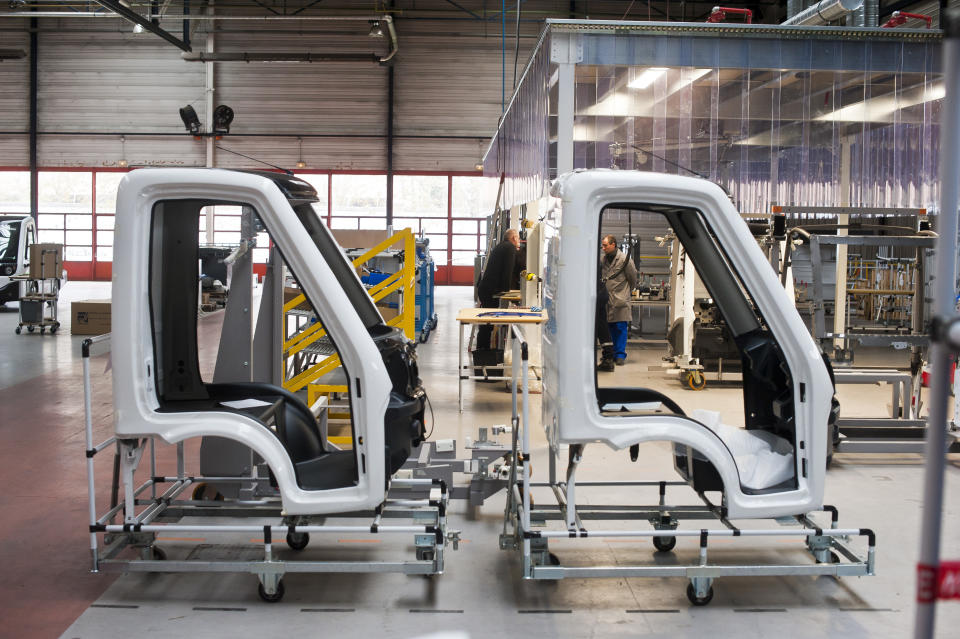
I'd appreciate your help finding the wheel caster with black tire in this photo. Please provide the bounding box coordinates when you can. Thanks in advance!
[40,326,45,334]
[286,531,309,551]
[548,552,561,566]
[14,326,21,334]
[653,535,677,552]
[151,546,167,560]
[50,323,59,334]
[258,580,285,603]
[27,325,34,333]
[686,582,714,606]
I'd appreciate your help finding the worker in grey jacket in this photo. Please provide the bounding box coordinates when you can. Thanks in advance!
[601,234,638,365]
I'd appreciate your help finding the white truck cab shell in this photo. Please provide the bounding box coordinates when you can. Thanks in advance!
[543,170,832,519]
[0,215,36,304]
[112,168,424,515]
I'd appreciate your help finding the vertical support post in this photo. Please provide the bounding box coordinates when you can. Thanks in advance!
[402,229,415,338]
[557,63,574,175]
[183,0,191,50]
[29,13,38,222]
[204,0,215,173]
[386,64,395,228]
[914,8,960,638]
[834,141,852,354]
[82,344,99,572]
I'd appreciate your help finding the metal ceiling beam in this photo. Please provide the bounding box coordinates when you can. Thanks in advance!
[91,0,192,51]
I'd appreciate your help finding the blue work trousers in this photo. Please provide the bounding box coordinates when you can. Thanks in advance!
[608,321,629,360]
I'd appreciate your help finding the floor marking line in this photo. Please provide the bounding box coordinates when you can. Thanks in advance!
[625,609,680,613]
[90,604,139,609]
[338,539,382,544]
[839,607,897,612]
[301,608,356,613]
[155,537,206,542]
[517,609,573,614]
[409,609,465,613]
[192,607,247,612]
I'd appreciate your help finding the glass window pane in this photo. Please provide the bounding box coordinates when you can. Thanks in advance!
[39,172,92,213]
[332,174,386,217]
[0,171,31,213]
[330,217,358,229]
[97,215,115,230]
[65,230,92,245]
[198,215,206,232]
[66,214,92,230]
[214,231,241,245]
[253,247,269,263]
[452,176,500,218]
[431,250,448,266]
[452,220,478,234]
[451,250,479,265]
[421,219,447,233]
[96,246,113,262]
[38,214,64,230]
[95,172,126,214]
[394,175,448,218]
[97,230,114,247]
[38,230,64,243]
[452,235,478,250]
[393,217,421,233]
[214,205,243,216]
[66,246,92,260]
[215,216,242,231]
[294,173,329,212]
[425,234,447,250]
[255,232,270,250]
[358,216,386,230]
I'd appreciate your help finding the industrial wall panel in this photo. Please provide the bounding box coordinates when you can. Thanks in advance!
[0,24,29,140]
[213,135,386,171]
[38,135,205,168]
[214,27,389,136]
[38,24,206,133]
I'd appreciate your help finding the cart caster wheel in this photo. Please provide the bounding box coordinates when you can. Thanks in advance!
[191,482,225,502]
[151,546,167,560]
[14,326,21,334]
[817,551,841,564]
[653,535,677,552]
[548,552,561,566]
[686,582,714,606]
[258,580,285,603]
[40,326,45,334]
[27,325,34,333]
[50,323,59,334]
[686,371,706,391]
[286,531,309,551]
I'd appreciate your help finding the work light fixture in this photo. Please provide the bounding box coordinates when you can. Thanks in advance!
[296,137,306,169]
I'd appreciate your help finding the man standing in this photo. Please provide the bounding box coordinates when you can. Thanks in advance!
[476,228,520,350]
[601,234,638,365]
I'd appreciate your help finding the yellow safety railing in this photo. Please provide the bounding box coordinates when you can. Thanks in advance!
[282,229,417,409]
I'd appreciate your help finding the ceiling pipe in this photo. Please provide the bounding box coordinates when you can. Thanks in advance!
[180,14,397,64]
[781,0,864,26]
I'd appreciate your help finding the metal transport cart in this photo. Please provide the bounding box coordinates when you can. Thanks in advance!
[500,325,876,605]
[13,259,61,334]
[82,334,452,602]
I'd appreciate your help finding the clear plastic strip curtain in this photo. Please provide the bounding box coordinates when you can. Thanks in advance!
[485,23,941,215]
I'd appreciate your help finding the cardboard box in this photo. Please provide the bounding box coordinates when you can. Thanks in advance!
[331,230,392,250]
[377,305,399,322]
[29,243,63,280]
[283,286,312,311]
[71,299,111,335]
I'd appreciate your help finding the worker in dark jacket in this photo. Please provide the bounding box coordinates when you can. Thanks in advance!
[476,228,520,350]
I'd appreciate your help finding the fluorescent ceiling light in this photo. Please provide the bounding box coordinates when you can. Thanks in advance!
[816,83,945,123]
[629,68,668,89]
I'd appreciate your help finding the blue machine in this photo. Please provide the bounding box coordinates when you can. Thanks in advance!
[415,242,438,343]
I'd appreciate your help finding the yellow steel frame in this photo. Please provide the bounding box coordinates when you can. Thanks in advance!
[282,229,417,409]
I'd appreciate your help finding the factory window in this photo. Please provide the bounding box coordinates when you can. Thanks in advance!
[331,174,387,230]
[0,172,30,214]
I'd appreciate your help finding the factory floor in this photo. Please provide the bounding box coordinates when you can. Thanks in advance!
[0,283,958,639]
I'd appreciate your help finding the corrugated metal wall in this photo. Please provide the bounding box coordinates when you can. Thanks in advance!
[0,3,543,172]
[0,22,29,165]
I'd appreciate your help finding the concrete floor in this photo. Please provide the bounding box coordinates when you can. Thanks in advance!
[0,283,958,638]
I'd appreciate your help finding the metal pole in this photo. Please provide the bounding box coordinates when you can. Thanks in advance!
[914,8,960,638]
[386,64,394,228]
[29,13,38,221]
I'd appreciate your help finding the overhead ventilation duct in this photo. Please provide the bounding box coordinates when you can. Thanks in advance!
[782,0,864,26]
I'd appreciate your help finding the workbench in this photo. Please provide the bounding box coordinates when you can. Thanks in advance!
[456,307,545,412]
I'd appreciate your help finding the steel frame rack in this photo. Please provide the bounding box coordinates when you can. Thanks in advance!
[499,327,876,606]
[82,334,451,603]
